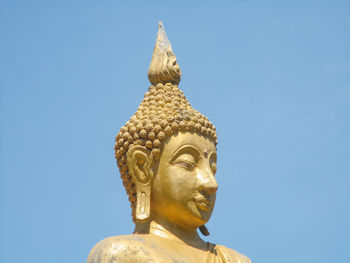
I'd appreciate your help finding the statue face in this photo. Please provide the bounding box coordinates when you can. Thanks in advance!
[151,132,218,229]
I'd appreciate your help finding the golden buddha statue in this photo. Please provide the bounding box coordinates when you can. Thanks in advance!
[87,22,251,263]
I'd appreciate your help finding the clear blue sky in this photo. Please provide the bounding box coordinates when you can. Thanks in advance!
[1,1,349,263]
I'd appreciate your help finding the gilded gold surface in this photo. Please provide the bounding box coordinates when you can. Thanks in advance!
[88,22,251,263]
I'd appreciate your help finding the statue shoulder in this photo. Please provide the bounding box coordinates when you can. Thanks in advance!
[87,235,157,263]
[215,244,252,263]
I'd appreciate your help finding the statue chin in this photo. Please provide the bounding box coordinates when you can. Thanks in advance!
[87,22,251,263]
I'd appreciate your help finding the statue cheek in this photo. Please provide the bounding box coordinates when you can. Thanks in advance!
[175,174,198,193]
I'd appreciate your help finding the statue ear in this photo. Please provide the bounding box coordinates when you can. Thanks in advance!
[127,146,153,222]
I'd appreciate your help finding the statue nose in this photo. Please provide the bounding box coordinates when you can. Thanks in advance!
[198,169,218,194]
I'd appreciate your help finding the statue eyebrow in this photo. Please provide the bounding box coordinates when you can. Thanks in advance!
[170,144,201,163]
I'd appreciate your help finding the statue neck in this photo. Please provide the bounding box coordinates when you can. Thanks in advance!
[134,217,206,248]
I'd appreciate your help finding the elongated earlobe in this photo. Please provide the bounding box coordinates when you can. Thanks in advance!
[127,146,153,222]
[135,185,151,221]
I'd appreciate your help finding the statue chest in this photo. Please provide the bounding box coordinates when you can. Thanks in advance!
[147,240,228,263]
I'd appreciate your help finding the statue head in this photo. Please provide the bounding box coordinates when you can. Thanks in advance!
[115,22,218,233]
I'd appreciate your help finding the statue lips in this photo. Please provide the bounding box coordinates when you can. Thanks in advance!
[193,197,213,212]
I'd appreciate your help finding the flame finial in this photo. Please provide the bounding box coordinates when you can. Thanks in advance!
[148,22,181,85]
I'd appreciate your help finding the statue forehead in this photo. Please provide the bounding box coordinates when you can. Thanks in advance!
[161,132,216,157]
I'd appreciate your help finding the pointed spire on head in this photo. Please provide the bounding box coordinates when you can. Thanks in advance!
[148,21,181,85]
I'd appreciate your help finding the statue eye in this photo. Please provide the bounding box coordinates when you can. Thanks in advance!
[210,162,217,175]
[173,153,196,171]
[209,152,217,175]
[176,161,195,171]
